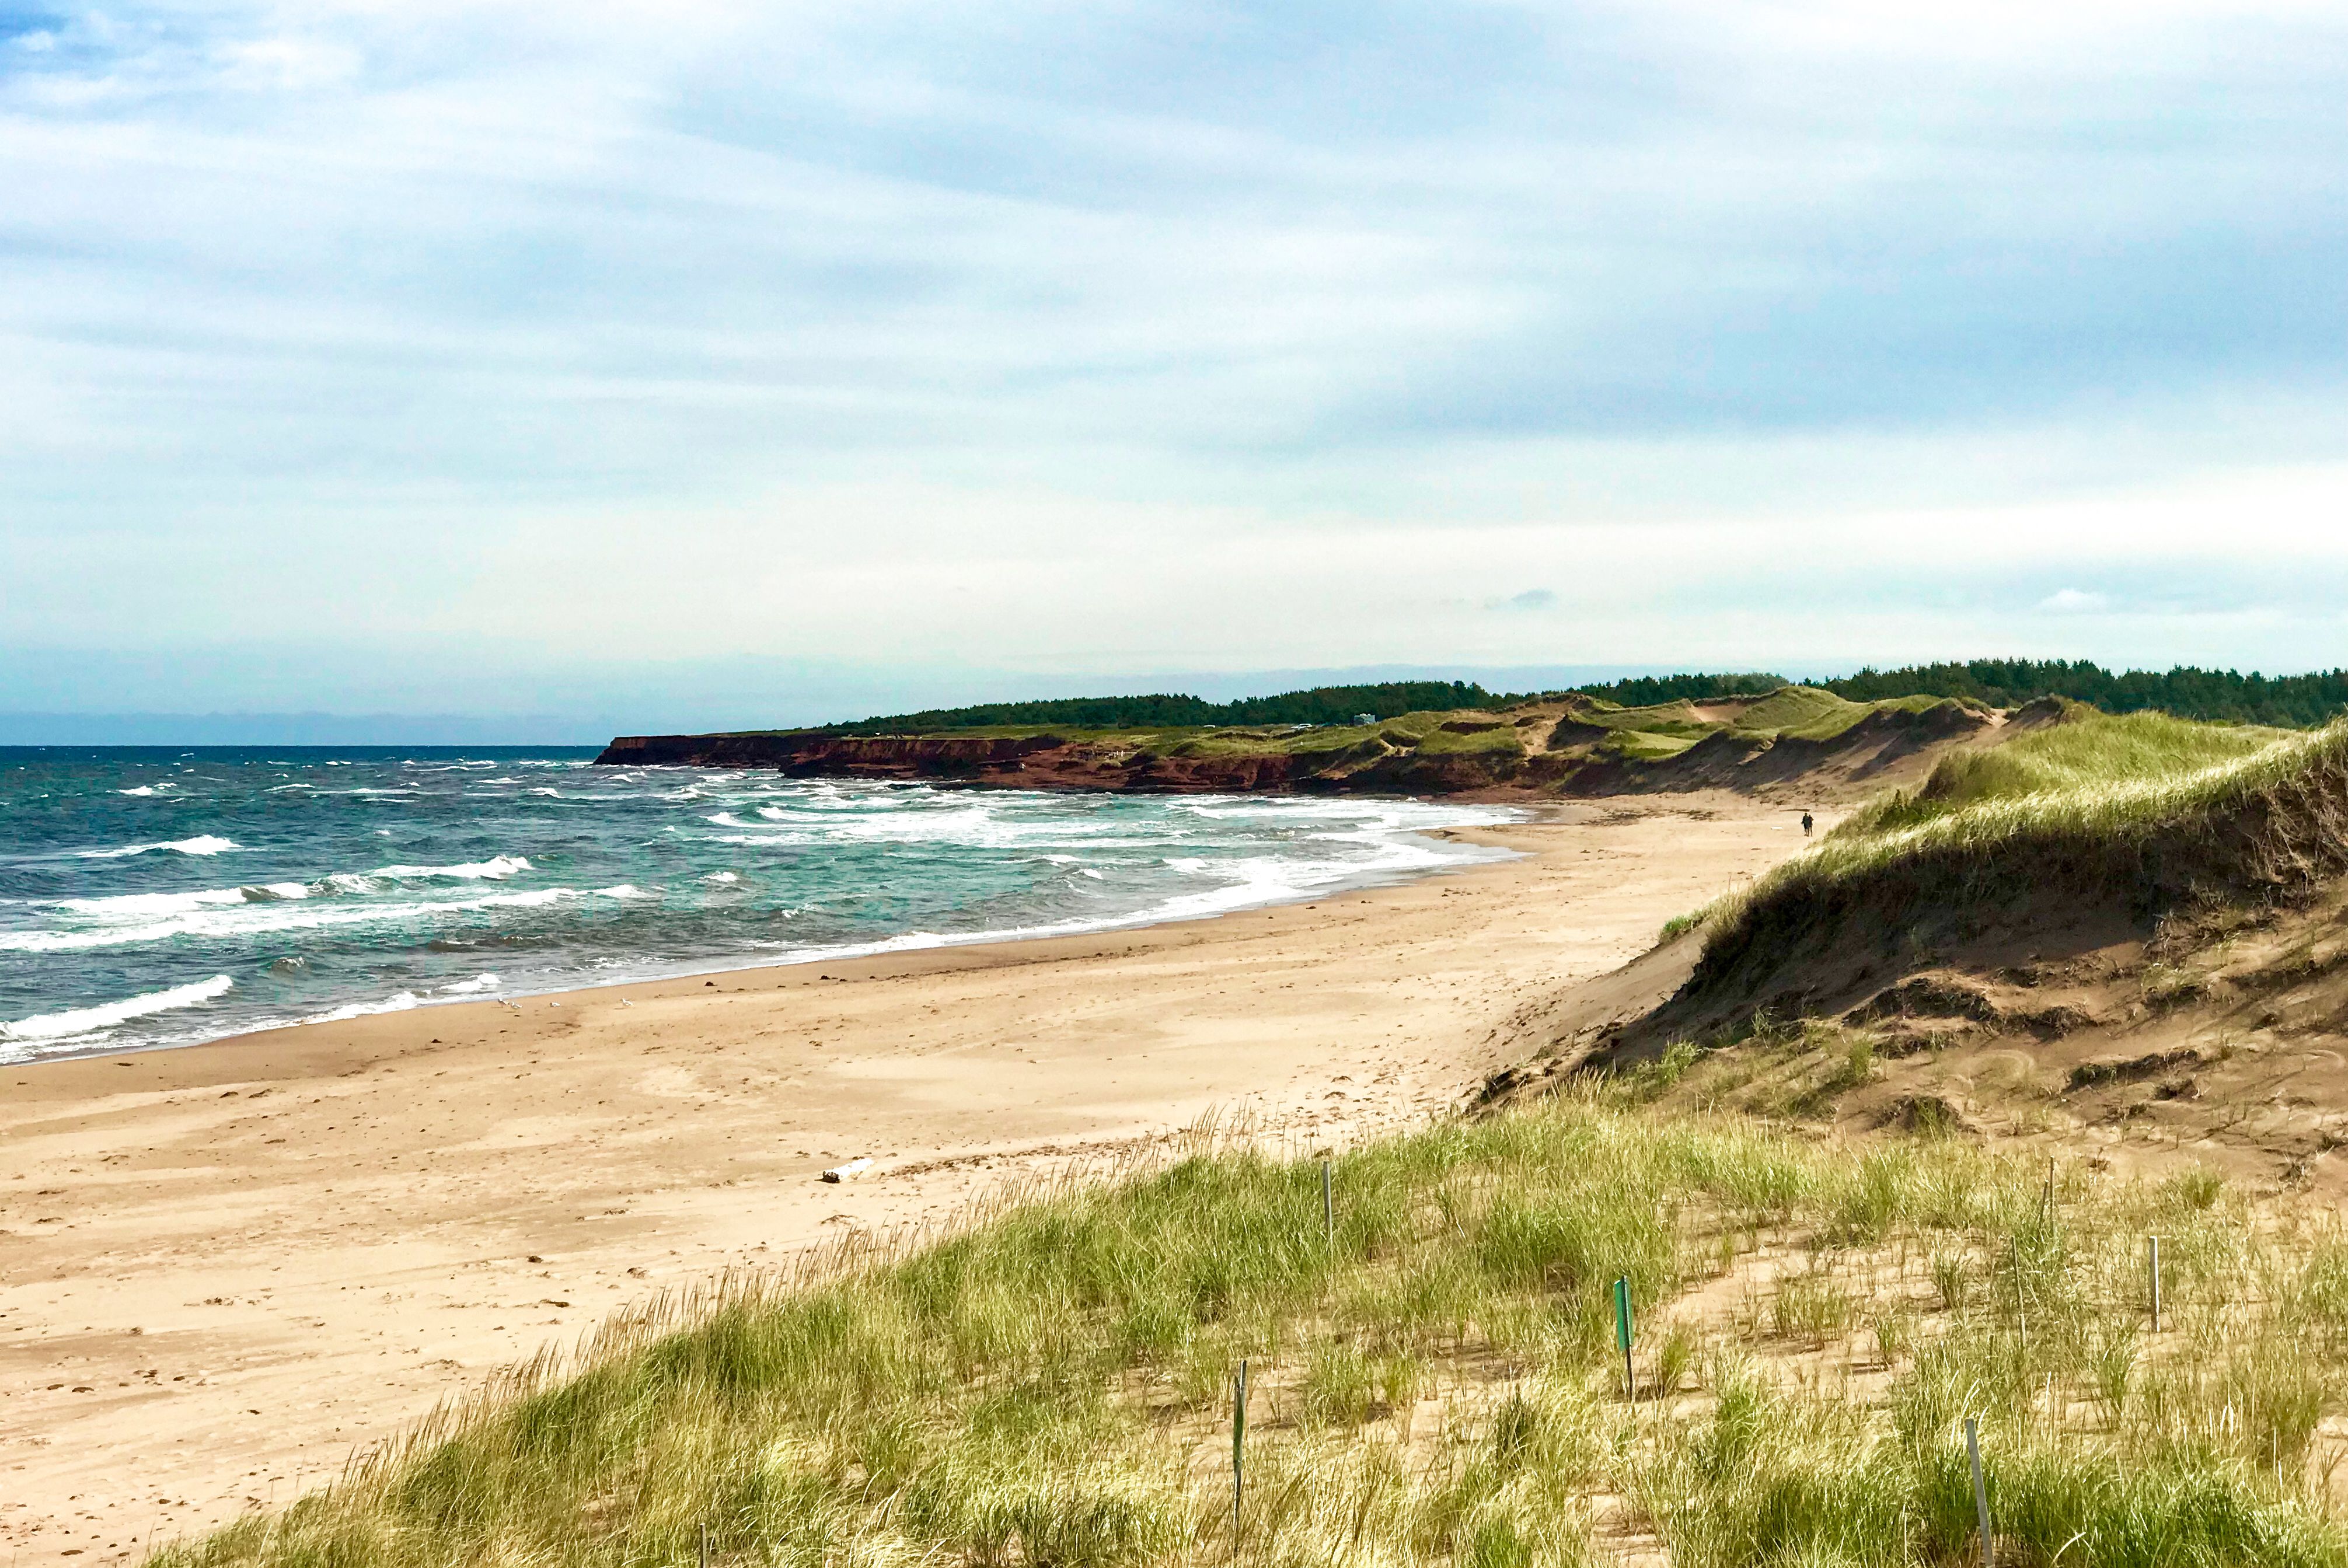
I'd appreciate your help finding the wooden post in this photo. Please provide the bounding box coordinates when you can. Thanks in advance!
[2150,1236,2162,1333]
[1966,1416,1993,1567]
[1613,1276,1634,1400]
[1322,1160,1334,1245]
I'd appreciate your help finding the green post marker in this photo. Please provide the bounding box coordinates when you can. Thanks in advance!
[1233,1359,1248,1554]
[1965,1416,1993,1567]
[1613,1276,1634,1399]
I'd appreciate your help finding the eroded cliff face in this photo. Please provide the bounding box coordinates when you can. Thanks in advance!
[593,731,1526,794]
[595,699,1998,800]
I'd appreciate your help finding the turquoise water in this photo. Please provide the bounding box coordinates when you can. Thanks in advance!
[0,748,1517,1063]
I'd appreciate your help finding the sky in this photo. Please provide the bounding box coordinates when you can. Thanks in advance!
[3,1,2345,736]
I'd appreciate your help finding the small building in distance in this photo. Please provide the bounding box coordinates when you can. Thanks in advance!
[1354,713,1376,725]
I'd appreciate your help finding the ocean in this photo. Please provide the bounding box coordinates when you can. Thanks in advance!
[0,748,1518,1064]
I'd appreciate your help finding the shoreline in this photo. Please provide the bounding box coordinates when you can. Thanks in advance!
[0,794,1808,1564]
[4,791,1527,1071]
[5,814,1534,1077]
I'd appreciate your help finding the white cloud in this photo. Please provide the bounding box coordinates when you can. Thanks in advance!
[0,1,2343,704]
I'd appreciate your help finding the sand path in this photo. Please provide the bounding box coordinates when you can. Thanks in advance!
[0,795,1803,1561]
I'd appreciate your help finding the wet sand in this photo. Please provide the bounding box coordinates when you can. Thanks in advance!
[0,795,1808,1561]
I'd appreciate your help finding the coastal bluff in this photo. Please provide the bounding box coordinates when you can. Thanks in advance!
[595,688,1998,799]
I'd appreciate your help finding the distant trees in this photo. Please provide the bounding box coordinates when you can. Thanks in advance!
[822,681,1526,734]
[817,662,2348,734]
[1570,672,1789,707]
[1816,661,2348,727]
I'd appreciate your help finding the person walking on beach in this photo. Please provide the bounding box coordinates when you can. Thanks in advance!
[1801,811,1813,836]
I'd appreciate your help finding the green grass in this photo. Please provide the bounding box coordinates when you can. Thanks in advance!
[1691,711,2347,990]
[1607,729,1700,762]
[1838,708,2290,837]
[1568,687,1978,754]
[155,1094,2348,1568]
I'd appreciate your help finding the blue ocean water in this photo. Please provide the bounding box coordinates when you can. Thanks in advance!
[0,748,1517,1063]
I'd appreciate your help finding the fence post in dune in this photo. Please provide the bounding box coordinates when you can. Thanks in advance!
[1965,1416,1993,1567]
[2150,1235,2163,1332]
[1323,1160,1334,1246]
[1232,1358,1248,1555]
[1613,1276,1634,1400]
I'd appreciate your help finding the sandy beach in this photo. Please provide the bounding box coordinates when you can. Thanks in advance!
[1,794,1809,1562]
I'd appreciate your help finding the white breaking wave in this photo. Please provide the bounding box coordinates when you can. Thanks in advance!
[1,886,573,952]
[77,834,241,859]
[703,871,741,883]
[54,882,311,921]
[439,973,503,994]
[371,855,532,882]
[1,975,233,1043]
[303,991,421,1024]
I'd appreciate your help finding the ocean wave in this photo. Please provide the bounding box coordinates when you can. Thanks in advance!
[76,834,241,859]
[371,855,532,882]
[592,884,651,899]
[116,783,176,797]
[703,871,741,883]
[303,991,420,1024]
[54,882,312,920]
[1,886,574,953]
[439,973,502,994]
[1,975,233,1043]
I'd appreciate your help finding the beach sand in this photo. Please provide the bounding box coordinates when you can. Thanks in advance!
[0,794,1808,1561]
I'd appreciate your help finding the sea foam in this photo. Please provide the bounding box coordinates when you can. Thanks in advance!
[76,834,241,859]
[1,975,234,1043]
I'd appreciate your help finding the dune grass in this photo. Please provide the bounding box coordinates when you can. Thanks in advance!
[1838,709,2291,838]
[1571,687,1974,753]
[1689,713,2347,982]
[156,1092,2348,1568]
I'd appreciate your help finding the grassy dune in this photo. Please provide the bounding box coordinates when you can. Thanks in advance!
[1838,709,2292,839]
[162,1093,2348,1567]
[1686,711,2348,994]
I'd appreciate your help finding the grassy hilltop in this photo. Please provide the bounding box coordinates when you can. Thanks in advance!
[612,661,2346,798]
[812,662,2348,736]
[609,681,1997,796]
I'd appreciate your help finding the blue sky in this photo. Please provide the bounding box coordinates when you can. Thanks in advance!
[3,1,2344,732]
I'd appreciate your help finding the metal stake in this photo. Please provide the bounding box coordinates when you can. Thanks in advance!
[1613,1276,1634,1400]
[1233,1359,1248,1554]
[1966,1415,1993,1568]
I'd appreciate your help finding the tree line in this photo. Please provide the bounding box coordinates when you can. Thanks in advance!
[819,662,2348,734]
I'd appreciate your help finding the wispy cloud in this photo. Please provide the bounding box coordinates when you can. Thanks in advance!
[1,1,2344,704]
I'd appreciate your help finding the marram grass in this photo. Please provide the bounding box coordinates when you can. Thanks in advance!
[156,1094,2348,1567]
[1693,711,2348,977]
